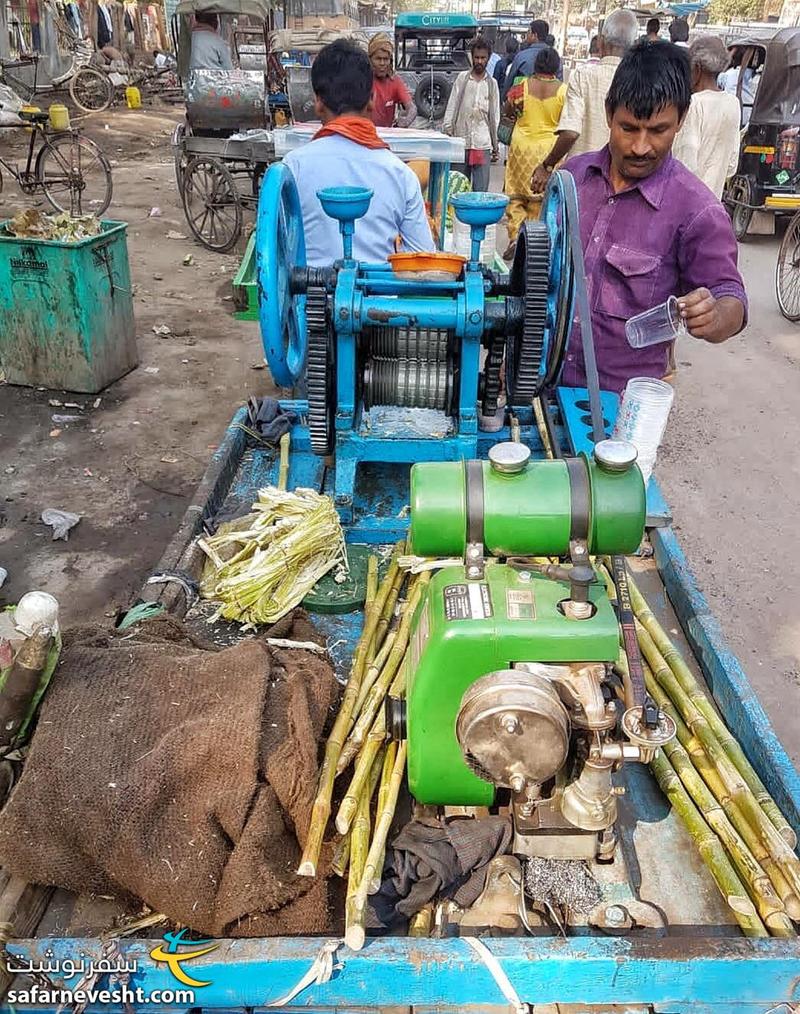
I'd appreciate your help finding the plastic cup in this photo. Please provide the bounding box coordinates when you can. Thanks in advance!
[612,377,675,485]
[625,295,686,349]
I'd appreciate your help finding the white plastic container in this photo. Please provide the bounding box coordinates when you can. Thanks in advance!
[612,377,675,485]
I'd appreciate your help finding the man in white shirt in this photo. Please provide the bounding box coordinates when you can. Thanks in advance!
[283,40,434,268]
[530,9,638,194]
[442,38,500,192]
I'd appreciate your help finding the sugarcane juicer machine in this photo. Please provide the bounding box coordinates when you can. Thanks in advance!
[396,442,675,860]
[256,164,574,522]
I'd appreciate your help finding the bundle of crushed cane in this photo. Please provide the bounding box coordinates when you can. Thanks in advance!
[601,561,799,939]
[298,541,425,949]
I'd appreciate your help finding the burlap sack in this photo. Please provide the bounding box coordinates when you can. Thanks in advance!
[0,612,339,936]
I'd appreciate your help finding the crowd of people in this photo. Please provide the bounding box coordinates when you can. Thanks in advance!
[281,23,747,402]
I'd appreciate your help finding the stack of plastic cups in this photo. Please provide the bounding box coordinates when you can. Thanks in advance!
[612,377,675,485]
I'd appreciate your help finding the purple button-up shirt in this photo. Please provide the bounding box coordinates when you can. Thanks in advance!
[560,146,747,394]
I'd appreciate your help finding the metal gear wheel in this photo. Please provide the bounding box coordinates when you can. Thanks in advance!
[305,286,335,456]
[481,334,505,417]
[506,221,551,405]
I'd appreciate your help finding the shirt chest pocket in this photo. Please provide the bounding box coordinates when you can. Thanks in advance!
[596,244,662,320]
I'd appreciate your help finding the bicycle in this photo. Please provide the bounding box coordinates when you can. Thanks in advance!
[776,209,800,322]
[0,110,113,215]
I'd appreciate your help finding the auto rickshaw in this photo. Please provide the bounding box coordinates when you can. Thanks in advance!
[723,28,800,240]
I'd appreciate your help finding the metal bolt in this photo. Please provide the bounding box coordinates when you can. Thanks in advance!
[467,546,480,559]
[518,571,531,583]
[501,713,519,734]
[604,905,626,927]
[467,566,481,579]
[612,786,626,796]
[510,774,525,793]
[606,702,617,714]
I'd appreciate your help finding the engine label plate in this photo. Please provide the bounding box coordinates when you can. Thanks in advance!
[506,588,535,620]
[443,583,492,621]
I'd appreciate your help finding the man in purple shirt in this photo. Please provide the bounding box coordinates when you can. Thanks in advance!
[556,40,747,394]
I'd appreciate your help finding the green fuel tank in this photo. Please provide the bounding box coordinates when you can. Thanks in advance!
[409,441,645,559]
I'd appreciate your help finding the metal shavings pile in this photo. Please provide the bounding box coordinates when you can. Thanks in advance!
[8,209,101,242]
[523,857,602,915]
[363,406,452,439]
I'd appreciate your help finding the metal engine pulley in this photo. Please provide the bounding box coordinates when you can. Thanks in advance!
[255,163,308,389]
[491,170,577,409]
[456,669,571,788]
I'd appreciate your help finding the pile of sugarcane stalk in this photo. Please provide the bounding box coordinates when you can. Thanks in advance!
[298,542,426,949]
[601,559,799,938]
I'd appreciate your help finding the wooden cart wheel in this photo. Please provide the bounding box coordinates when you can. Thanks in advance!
[776,211,800,322]
[173,121,190,192]
[726,175,755,242]
[69,67,114,113]
[181,155,242,253]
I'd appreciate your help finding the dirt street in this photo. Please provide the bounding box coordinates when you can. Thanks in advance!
[0,107,798,760]
[0,107,275,619]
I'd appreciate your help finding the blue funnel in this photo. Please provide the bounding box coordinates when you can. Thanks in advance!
[450,191,508,228]
[449,192,509,265]
[317,186,373,261]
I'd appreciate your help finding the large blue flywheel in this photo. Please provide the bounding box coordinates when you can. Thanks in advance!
[256,163,308,388]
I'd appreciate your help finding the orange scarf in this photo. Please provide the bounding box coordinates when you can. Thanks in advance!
[314,115,389,150]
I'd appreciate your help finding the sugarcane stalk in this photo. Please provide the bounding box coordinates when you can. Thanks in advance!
[346,741,408,951]
[368,739,398,895]
[373,563,407,656]
[337,574,429,775]
[637,620,800,901]
[650,750,768,937]
[634,657,800,923]
[621,563,797,850]
[662,734,793,935]
[409,903,433,937]
[345,749,384,937]
[298,544,403,876]
[336,711,387,834]
[277,432,291,491]
[331,834,351,878]
[353,630,397,722]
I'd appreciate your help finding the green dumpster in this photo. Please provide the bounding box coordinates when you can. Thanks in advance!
[0,220,137,393]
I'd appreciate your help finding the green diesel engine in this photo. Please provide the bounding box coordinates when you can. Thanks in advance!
[400,439,674,861]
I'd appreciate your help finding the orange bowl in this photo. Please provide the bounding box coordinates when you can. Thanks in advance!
[388,251,466,279]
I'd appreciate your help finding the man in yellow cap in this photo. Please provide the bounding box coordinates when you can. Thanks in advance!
[368,32,416,128]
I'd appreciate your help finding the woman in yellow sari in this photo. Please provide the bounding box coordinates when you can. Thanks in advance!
[502,47,566,260]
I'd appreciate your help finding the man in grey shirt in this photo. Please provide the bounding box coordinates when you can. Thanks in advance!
[189,11,233,71]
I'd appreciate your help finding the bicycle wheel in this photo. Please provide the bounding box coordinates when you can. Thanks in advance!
[181,155,242,252]
[69,67,113,113]
[172,121,189,191]
[36,133,113,215]
[776,212,800,322]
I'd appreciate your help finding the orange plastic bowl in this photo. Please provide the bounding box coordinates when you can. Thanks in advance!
[388,251,466,279]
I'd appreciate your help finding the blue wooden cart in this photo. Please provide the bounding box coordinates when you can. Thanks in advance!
[4,385,799,1014]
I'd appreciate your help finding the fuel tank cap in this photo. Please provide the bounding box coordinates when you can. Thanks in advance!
[488,442,531,475]
[594,439,638,473]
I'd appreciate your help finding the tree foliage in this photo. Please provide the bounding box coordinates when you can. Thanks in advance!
[707,0,764,22]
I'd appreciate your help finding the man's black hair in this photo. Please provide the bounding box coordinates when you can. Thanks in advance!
[312,39,373,115]
[589,34,600,55]
[605,40,691,121]
[470,36,491,55]
[668,18,689,43]
[545,33,555,46]
[530,19,549,41]
[646,17,660,34]
[195,10,218,28]
[534,46,560,76]
[505,35,520,55]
